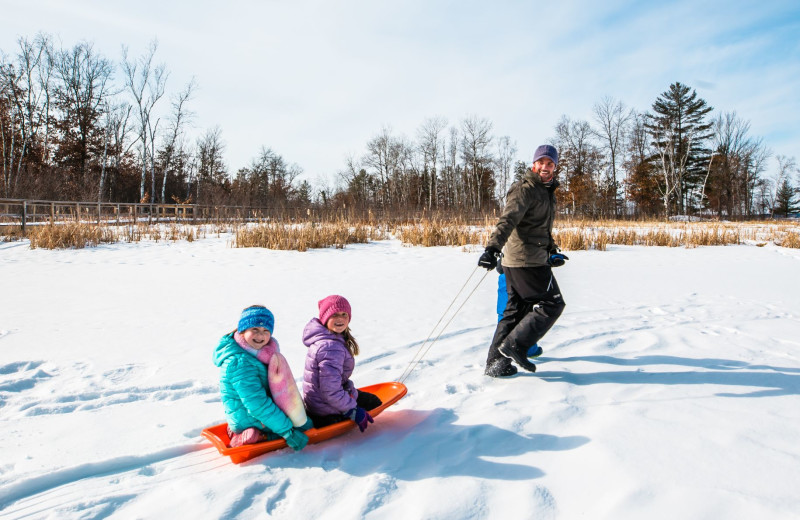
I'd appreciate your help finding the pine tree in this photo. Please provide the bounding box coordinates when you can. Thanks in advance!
[646,82,714,215]
[773,178,798,217]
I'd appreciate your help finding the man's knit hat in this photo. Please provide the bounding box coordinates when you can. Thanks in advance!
[237,305,275,333]
[533,144,559,167]
[318,295,351,326]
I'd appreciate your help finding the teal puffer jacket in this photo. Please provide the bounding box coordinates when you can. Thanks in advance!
[213,332,294,436]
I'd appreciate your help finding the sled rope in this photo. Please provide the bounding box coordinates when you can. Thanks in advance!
[397,266,489,383]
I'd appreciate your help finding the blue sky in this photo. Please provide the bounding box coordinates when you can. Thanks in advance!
[2,0,798,185]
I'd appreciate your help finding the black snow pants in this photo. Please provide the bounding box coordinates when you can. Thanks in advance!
[486,265,566,367]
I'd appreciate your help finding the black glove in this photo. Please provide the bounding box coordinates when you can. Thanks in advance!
[478,246,501,270]
[547,252,569,267]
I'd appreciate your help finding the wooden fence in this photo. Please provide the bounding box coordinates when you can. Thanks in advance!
[0,199,315,236]
[0,198,494,236]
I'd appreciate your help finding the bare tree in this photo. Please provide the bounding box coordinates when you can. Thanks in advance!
[704,112,770,217]
[245,146,302,207]
[97,101,113,202]
[147,115,160,202]
[394,135,417,207]
[0,52,16,195]
[159,78,195,203]
[0,34,53,194]
[555,115,603,216]
[363,126,408,207]
[121,40,167,202]
[417,116,447,209]
[35,34,55,166]
[337,153,372,207]
[52,40,114,193]
[620,111,662,216]
[443,126,461,208]
[650,118,692,217]
[460,115,494,211]
[592,96,631,216]
[495,135,517,201]
[195,125,226,204]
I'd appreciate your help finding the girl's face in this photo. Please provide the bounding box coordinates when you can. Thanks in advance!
[242,327,271,349]
[325,312,350,334]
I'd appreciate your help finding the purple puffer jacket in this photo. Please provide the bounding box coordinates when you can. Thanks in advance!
[302,318,357,416]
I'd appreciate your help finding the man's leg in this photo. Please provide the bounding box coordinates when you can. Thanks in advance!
[502,299,564,352]
[485,282,526,376]
[498,267,566,371]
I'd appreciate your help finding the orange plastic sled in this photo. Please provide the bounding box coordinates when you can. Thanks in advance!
[202,381,407,464]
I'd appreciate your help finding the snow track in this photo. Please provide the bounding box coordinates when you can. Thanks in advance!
[1,239,799,519]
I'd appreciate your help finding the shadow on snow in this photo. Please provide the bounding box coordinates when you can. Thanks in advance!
[535,355,800,397]
[261,408,589,480]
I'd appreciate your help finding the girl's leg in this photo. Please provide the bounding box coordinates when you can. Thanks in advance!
[307,412,347,428]
[227,427,269,447]
[356,391,382,410]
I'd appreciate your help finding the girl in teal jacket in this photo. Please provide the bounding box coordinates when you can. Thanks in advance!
[213,305,311,450]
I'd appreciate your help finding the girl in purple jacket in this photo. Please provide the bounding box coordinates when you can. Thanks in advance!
[302,295,382,431]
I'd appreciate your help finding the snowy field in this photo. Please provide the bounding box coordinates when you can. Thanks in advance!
[1,235,799,519]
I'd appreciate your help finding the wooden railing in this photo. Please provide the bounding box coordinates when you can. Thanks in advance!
[0,199,314,235]
[0,198,495,236]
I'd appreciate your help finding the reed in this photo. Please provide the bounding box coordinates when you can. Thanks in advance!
[551,220,757,249]
[24,222,205,249]
[394,218,489,247]
[234,221,384,251]
[28,223,117,249]
[778,231,800,248]
[8,216,800,251]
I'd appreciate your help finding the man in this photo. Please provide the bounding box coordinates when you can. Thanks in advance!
[478,144,568,377]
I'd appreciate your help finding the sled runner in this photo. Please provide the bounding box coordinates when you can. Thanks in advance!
[202,381,407,463]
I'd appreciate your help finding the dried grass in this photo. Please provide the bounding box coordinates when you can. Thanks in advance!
[393,218,489,247]
[28,223,117,249]
[551,220,753,250]
[777,231,800,249]
[9,216,800,251]
[25,222,205,249]
[234,221,384,251]
[1,226,24,242]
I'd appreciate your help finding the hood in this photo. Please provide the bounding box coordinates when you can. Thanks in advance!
[302,318,343,347]
[212,332,238,367]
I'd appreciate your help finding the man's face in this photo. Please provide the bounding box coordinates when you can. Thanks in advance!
[532,158,556,183]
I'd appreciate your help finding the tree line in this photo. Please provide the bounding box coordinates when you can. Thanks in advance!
[0,34,308,210]
[2,34,798,218]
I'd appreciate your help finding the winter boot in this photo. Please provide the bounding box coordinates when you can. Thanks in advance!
[485,359,518,377]
[499,342,537,372]
[527,345,543,358]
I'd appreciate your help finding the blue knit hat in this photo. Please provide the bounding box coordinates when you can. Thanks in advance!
[533,144,558,167]
[237,305,275,333]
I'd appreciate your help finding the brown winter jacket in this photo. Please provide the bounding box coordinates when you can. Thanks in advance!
[486,172,559,268]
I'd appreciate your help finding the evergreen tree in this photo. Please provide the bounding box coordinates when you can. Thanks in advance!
[773,178,798,216]
[646,82,714,215]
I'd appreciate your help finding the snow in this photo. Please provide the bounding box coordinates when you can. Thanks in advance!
[1,235,799,519]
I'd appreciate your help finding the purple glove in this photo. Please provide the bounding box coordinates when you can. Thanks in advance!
[346,407,374,432]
